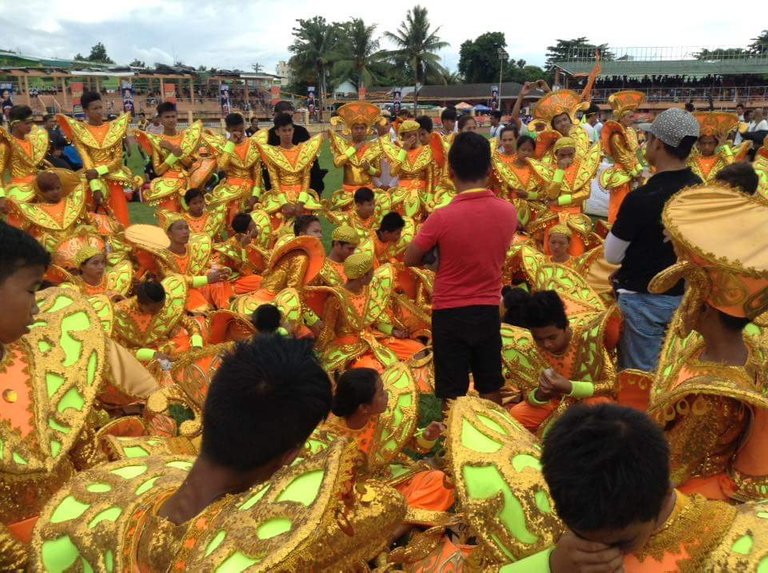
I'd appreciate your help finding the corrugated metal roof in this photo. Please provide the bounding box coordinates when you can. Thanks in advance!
[554,59,768,78]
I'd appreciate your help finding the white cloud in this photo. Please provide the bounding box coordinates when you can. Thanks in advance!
[0,0,762,76]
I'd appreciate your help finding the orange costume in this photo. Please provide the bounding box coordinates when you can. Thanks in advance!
[311,364,454,525]
[327,102,383,210]
[380,121,434,220]
[56,113,134,226]
[688,112,751,183]
[135,120,207,211]
[600,90,646,224]
[0,125,49,202]
[203,130,264,224]
[648,185,768,502]
[491,145,551,228]
[529,90,591,166]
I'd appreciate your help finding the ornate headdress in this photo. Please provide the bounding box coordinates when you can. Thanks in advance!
[344,252,374,280]
[553,136,576,153]
[693,112,739,140]
[649,185,768,336]
[532,89,589,126]
[549,224,572,238]
[332,225,360,246]
[74,245,102,268]
[161,212,185,232]
[398,120,420,136]
[330,102,382,135]
[607,90,646,120]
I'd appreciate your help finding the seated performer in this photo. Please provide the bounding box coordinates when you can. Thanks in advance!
[688,111,751,184]
[135,101,205,211]
[212,212,268,286]
[0,104,49,205]
[62,244,133,298]
[364,211,409,266]
[505,290,616,434]
[56,91,135,225]
[30,336,406,571]
[326,101,383,210]
[158,187,227,241]
[0,223,157,570]
[321,367,454,519]
[647,185,768,502]
[326,186,391,241]
[547,224,573,267]
[502,404,768,572]
[112,277,204,363]
[529,89,591,165]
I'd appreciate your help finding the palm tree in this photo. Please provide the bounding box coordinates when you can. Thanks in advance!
[385,5,448,109]
[288,16,339,117]
[331,18,388,96]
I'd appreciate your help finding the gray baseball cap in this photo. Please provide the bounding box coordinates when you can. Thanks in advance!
[638,108,700,146]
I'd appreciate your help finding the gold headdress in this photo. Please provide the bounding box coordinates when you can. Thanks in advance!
[398,120,420,136]
[330,102,382,135]
[549,224,572,238]
[533,89,589,126]
[607,90,646,120]
[553,136,576,153]
[332,225,360,246]
[162,212,185,232]
[74,245,102,268]
[344,252,374,280]
[693,112,739,140]
[649,185,768,335]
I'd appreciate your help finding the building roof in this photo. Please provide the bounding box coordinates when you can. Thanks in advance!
[554,58,768,78]
[418,81,525,99]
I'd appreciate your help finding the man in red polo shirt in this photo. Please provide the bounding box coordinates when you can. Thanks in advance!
[405,132,517,407]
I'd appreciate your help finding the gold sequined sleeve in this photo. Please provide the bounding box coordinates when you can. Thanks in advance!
[0,523,27,571]
[104,340,160,400]
[611,132,641,174]
[664,394,746,487]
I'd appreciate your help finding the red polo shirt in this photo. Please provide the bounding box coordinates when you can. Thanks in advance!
[413,189,517,310]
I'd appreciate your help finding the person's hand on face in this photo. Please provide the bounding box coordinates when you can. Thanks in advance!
[550,530,625,573]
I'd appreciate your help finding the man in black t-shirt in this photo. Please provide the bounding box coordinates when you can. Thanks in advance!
[263,101,327,194]
[605,108,701,372]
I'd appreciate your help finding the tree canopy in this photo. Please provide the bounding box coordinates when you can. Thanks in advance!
[458,32,546,84]
[545,37,612,69]
[74,42,115,64]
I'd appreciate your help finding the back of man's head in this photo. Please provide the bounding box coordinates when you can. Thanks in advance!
[541,404,670,534]
[201,336,332,472]
[449,131,491,183]
[274,100,294,115]
[715,162,759,196]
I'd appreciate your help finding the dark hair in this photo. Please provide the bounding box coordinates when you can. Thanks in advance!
[397,109,413,119]
[9,105,32,123]
[684,101,695,113]
[293,214,320,236]
[490,110,502,120]
[584,103,600,116]
[717,308,751,331]
[0,222,50,284]
[715,162,759,195]
[81,91,101,111]
[156,101,177,116]
[523,290,568,330]
[354,187,375,204]
[379,211,405,233]
[457,114,476,130]
[136,279,166,305]
[441,107,458,122]
[252,303,281,333]
[542,404,670,532]
[201,337,332,471]
[184,188,204,205]
[231,212,252,234]
[416,115,433,133]
[43,113,55,122]
[516,135,536,151]
[736,102,744,109]
[500,125,519,139]
[502,287,530,326]
[225,113,245,128]
[449,131,491,182]
[274,100,294,114]
[660,135,698,160]
[331,367,379,417]
[274,112,294,130]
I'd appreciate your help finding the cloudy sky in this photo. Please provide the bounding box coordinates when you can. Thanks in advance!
[1,0,763,74]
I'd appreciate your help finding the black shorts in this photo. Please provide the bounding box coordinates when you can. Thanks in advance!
[432,305,503,400]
